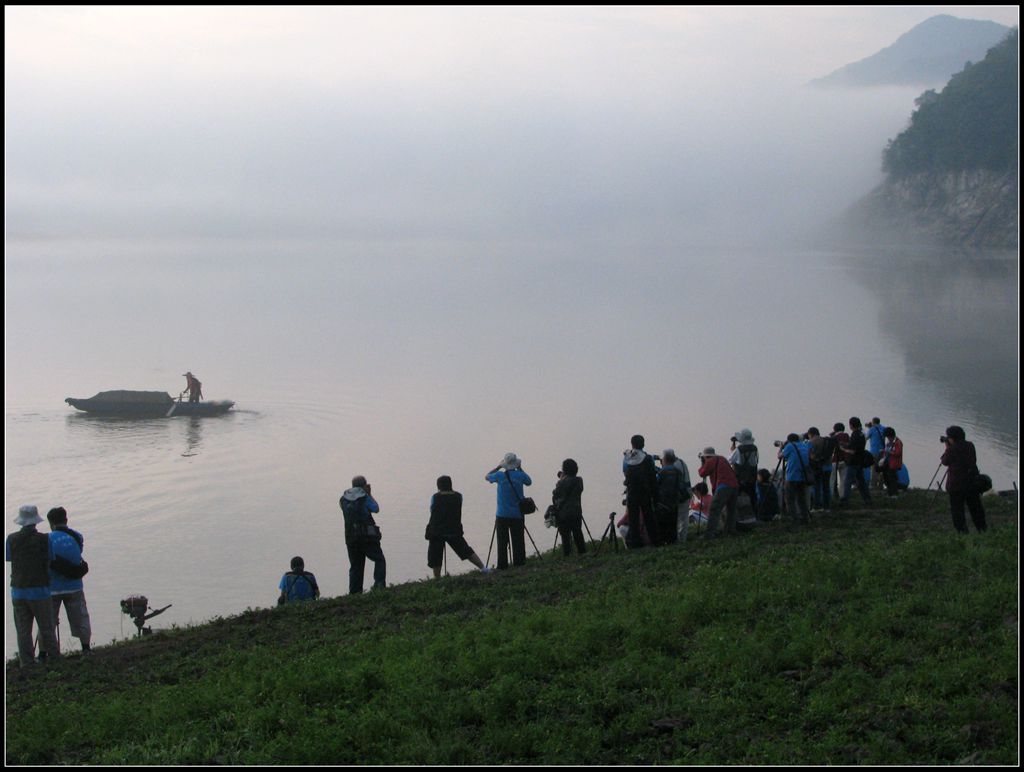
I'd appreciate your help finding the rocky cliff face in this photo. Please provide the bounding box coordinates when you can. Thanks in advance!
[849,169,1017,249]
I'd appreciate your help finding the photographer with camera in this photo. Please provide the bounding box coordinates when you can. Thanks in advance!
[940,427,987,534]
[839,417,872,507]
[728,429,759,519]
[550,459,586,556]
[339,476,387,594]
[878,427,904,499]
[697,447,739,538]
[654,451,685,545]
[777,434,813,526]
[427,476,488,576]
[806,427,834,512]
[867,418,888,490]
[622,435,659,548]
[486,453,533,569]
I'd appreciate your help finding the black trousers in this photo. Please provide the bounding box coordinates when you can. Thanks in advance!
[346,538,387,594]
[558,522,587,555]
[949,490,987,533]
[496,518,526,569]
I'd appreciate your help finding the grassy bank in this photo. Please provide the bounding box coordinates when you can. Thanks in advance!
[5,491,1018,765]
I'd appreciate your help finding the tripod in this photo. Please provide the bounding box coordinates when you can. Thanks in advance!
[485,518,543,569]
[594,512,621,555]
[552,514,595,553]
[927,469,949,515]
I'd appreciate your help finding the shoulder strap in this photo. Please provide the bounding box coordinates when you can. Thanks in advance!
[503,470,524,503]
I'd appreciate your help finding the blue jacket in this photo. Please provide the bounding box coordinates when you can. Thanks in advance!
[486,469,532,519]
[48,526,85,595]
[867,424,887,455]
[780,441,813,483]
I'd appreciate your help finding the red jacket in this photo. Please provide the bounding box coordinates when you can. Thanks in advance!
[698,455,738,490]
[883,438,903,470]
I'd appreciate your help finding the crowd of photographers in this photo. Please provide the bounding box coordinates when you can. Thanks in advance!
[7,418,991,665]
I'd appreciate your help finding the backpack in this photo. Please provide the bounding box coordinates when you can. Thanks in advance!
[734,446,758,485]
[813,436,836,467]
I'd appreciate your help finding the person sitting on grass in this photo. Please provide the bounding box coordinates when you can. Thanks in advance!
[427,476,488,577]
[687,482,712,531]
[278,556,320,605]
[754,468,781,521]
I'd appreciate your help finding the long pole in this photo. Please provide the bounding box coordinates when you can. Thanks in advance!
[927,470,949,515]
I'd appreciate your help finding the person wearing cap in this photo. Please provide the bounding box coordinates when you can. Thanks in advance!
[278,556,320,604]
[47,506,92,653]
[728,429,759,518]
[485,453,533,569]
[698,448,740,538]
[5,505,60,664]
[339,476,387,594]
[427,476,488,576]
[182,371,203,403]
[622,435,660,548]
[654,452,685,545]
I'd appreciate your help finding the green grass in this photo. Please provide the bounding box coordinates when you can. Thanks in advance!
[5,491,1018,764]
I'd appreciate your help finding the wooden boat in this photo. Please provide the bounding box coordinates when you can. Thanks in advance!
[65,390,235,417]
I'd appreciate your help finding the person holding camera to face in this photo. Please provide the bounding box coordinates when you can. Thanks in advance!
[839,417,872,506]
[728,429,759,518]
[486,453,533,569]
[339,476,387,594]
[777,434,813,526]
[551,459,586,556]
[622,435,660,548]
[878,427,904,499]
[940,427,987,534]
[697,447,739,538]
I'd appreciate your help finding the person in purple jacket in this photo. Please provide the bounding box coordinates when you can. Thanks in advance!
[940,426,986,534]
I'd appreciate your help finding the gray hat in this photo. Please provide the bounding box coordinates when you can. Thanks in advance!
[700,447,716,458]
[734,428,755,444]
[500,452,521,470]
[15,505,42,527]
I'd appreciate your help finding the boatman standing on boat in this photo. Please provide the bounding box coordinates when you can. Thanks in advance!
[182,372,203,403]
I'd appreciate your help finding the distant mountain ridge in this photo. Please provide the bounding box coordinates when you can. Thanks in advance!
[845,29,1018,249]
[813,14,1010,88]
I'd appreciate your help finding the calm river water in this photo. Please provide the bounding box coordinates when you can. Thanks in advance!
[4,239,1018,657]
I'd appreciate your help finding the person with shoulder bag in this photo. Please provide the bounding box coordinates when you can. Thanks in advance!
[46,506,92,653]
[940,426,987,534]
[339,476,387,594]
[485,453,533,569]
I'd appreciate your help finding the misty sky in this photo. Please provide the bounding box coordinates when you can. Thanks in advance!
[5,6,1019,247]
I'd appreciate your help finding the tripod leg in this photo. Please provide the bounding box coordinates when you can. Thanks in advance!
[485,521,497,568]
[581,515,596,545]
[443,543,448,577]
[524,524,542,559]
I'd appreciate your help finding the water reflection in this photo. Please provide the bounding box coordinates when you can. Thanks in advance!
[847,251,1018,450]
[182,416,203,458]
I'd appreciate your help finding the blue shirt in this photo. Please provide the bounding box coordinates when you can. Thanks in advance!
[780,441,813,483]
[279,572,318,602]
[867,424,887,455]
[486,469,532,519]
[49,527,85,595]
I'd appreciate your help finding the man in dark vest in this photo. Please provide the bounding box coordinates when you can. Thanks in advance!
[5,505,60,665]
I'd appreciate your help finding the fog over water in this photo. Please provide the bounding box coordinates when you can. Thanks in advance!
[4,7,1019,657]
